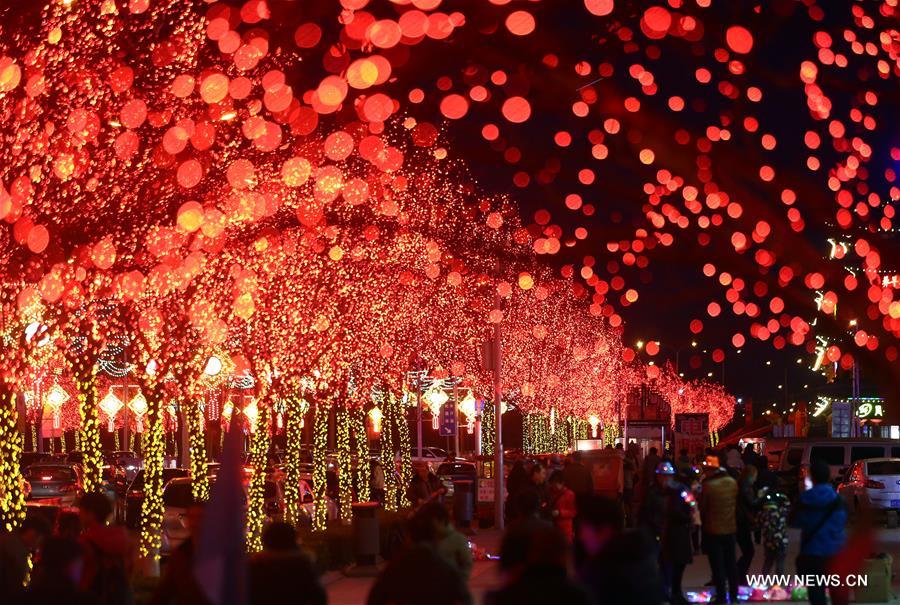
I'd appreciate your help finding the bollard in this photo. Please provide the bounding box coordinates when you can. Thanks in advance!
[350,502,380,573]
[453,480,475,533]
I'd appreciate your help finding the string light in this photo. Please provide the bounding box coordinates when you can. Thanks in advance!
[246,402,270,553]
[312,403,329,531]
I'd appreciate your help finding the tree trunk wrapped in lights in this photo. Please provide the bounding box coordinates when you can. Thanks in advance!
[336,407,353,522]
[312,403,329,531]
[74,368,103,492]
[352,408,370,503]
[0,385,26,531]
[380,391,398,512]
[139,397,165,560]
[393,392,412,508]
[246,402,270,553]
[187,401,209,502]
[282,396,306,527]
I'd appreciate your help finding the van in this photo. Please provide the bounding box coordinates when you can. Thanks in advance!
[777,439,900,497]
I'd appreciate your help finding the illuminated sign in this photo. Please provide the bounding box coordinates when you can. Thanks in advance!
[856,400,884,421]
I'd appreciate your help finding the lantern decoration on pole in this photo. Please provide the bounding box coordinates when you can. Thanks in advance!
[424,386,449,430]
[45,384,69,430]
[99,390,124,432]
[588,415,601,439]
[243,398,259,433]
[368,403,383,434]
[222,400,235,423]
[128,392,148,433]
[458,391,478,434]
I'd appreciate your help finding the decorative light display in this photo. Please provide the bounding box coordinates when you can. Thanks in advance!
[367,404,383,434]
[312,404,329,532]
[2,0,893,544]
[99,390,124,432]
[282,396,307,527]
[588,415,601,439]
[44,384,69,430]
[424,387,450,430]
[128,392,148,433]
[336,407,353,522]
[187,402,209,503]
[458,391,478,434]
[246,402,269,553]
[379,391,398,512]
[352,408,371,504]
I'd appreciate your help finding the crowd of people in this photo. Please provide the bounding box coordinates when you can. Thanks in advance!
[0,442,852,605]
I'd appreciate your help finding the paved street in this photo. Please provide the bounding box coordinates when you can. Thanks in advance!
[324,526,900,604]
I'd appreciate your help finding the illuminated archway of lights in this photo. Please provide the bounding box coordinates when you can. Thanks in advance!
[2,0,895,537]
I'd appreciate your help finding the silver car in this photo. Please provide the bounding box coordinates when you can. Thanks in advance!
[24,464,81,506]
[838,458,900,512]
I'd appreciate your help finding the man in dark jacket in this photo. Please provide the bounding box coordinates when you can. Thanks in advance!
[789,459,848,605]
[657,462,694,605]
[700,456,739,605]
[641,448,661,489]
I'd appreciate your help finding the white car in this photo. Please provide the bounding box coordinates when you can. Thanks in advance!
[838,458,900,513]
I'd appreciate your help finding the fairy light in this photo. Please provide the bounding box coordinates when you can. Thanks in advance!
[336,407,352,522]
[353,408,371,504]
[312,403,329,531]
[246,402,269,553]
[0,389,26,530]
[187,402,209,502]
[380,391,398,512]
[393,392,413,505]
[283,396,307,527]
[139,402,165,558]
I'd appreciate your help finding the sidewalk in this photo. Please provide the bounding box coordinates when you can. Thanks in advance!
[324,527,900,604]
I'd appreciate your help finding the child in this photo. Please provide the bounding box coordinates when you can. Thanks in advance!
[759,490,789,575]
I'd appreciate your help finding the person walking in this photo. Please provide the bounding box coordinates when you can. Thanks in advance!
[789,459,847,605]
[700,455,739,605]
[641,447,661,489]
[657,462,695,605]
[77,492,133,605]
[736,464,760,582]
[759,491,789,574]
[0,515,50,601]
[546,470,577,541]
[248,522,326,605]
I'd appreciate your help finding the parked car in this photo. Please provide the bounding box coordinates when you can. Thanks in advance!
[436,461,477,498]
[24,464,81,506]
[777,438,900,497]
[400,447,450,472]
[838,458,900,513]
[105,451,142,481]
[125,467,190,528]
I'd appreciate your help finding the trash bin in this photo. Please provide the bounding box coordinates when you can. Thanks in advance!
[453,480,474,530]
[352,502,380,568]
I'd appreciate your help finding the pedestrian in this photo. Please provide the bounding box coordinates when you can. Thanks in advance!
[546,470,577,541]
[249,522,326,605]
[700,454,739,605]
[18,537,93,605]
[657,462,695,605]
[368,512,472,605]
[675,449,692,477]
[407,465,443,508]
[519,463,549,519]
[56,511,82,540]
[637,461,666,543]
[487,520,592,605]
[410,501,473,580]
[77,492,133,605]
[724,446,744,478]
[0,515,50,601]
[789,459,847,605]
[576,495,663,605]
[149,502,209,605]
[370,458,386,505]
[736,464,760,581]
[562,451,593,500]
[759,491,788,574]
[622,449,637,526]
[641,447,661,489]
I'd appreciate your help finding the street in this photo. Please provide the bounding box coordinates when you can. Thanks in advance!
[324,526,900,604]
